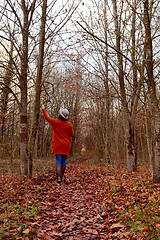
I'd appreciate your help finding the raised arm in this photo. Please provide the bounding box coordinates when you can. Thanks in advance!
[41,105,54,125]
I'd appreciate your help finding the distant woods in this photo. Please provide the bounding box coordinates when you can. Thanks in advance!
[0,0,160,183]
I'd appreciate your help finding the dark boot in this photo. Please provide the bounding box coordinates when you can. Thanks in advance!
[61,167,66,181]
[56,165,62,183]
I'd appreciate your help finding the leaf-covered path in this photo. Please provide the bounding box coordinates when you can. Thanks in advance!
[35,164,112,239]
[0,156,160,239]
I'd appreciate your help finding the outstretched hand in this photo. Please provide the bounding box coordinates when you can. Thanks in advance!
[41,105,45,110]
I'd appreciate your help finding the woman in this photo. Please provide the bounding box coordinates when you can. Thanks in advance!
[41,105,74,183]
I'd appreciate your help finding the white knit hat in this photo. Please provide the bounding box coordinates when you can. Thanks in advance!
[59,108,69,119]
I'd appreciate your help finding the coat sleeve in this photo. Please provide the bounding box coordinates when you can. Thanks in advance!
[42,108,54,125]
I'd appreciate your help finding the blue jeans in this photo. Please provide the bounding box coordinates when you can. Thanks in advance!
[56,154,67,167]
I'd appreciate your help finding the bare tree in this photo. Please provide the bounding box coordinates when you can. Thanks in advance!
[19,0,37,177]
[28,0,47,178]
[143,0,160,183]
[103,0,111,163]
[0,40,14,140]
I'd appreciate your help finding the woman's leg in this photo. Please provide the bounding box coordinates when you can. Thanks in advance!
[55,154,62,183]
[61,155,67,180]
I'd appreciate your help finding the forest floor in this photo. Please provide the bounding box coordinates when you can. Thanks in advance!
[0,155,160,240]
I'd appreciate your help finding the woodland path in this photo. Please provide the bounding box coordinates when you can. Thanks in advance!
[31,156,132,240]
[1,156,159,239]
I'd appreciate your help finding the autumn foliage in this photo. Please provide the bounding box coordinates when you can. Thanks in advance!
[0,156,159,239]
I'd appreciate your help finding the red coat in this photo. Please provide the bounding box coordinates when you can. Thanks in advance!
[42,109,74,155]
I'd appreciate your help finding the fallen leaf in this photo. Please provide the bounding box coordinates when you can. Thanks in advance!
[155,223,160,229]
[51,230,62,237]
[37,230,45,237]
[137,233,145,240]
[80,217,85,221]
[148,195,155,201]
[23,228,30,234]
[17,226,22,232]
[110,223,124,232]
[83,228,98,234]
[0,217,5,222]
[123,232,133,238]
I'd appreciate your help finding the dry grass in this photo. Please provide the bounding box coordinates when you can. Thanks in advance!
[0,157,56,177]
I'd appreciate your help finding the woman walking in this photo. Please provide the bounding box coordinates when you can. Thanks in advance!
[41,105,74,183]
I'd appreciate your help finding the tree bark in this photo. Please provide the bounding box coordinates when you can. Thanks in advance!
[0,41,14,140]
[20,0,29,177]
[112,0,137,171]
[143,0,160,183]
[28,0,47,178]
[103,0,111,163]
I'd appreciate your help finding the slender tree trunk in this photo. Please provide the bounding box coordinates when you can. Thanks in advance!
[28,0,47,178]
[143,81,152,165]
[143,0,160,183]
[130,0,138,169]
[131,0,137,92]
[0,41,14,140]
[153,112,160,183]
[20,1,29,177]
[112,0,136,171]
[70,82,79,155]
[103,0,111,163]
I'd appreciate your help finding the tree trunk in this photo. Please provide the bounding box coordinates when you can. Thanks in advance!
[153,112,160,183]
[0,41,14,140]
[28,0,47,178]
[112,0,136,171]
[143,0,160,183]
[103,0,111,163]
[20,1,29,177]
[70,82,79,155]
[143,85,152,165]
